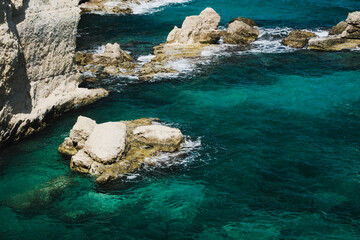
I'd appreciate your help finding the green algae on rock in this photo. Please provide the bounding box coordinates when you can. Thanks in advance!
[59,116,185,184]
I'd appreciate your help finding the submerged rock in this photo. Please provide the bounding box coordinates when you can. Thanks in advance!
[282,30,316,48]
[6,175,73,211]
[223,20,259,44]
[59,116,185,184]
[308,11,360,51]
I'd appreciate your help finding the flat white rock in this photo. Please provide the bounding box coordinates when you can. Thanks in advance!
[84,122,127,164]
[132,125,184,146]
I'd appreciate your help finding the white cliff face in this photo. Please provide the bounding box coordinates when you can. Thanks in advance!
[0,0,108,148]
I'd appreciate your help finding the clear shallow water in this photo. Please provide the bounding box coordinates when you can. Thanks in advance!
[2,0,360,239]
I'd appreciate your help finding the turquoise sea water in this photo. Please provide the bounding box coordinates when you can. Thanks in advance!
[2,0,360,239]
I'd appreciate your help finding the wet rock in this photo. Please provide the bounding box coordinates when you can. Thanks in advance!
[308,11,360,51]
[223,20,259,44]
[229,17,257,27]
[308,36,360,51]
[60,117,186,184]
[84,122,127,164]
[329,21,347,35]
[6,175,73,211]
[282,30,316,48]
[58,137,78,157]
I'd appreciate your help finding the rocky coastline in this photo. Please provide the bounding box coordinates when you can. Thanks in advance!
[0,0,108,149]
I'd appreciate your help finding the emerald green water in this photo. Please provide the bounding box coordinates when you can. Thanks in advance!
[1,0,360,239]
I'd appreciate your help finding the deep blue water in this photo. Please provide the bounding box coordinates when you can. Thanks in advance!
[1,0,360,239]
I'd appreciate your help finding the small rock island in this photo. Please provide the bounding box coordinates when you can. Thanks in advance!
[59,116,185,184]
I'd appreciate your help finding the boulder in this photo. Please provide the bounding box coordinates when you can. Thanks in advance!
[92,43,134,67]
[58,137,78,157]
[166,7,221,44]
[69,116,96,149]
[70,149,95,173]
[84,122,127,164]
[345,11,360,27]
[229,17,257,27]
[329,21,347,35]
[224,20,259,44]
[76,43,136,80]
[133,125,184,152]
[282,30,316,48]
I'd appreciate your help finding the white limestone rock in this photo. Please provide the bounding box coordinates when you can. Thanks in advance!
[133,125,184,151]
[166,7,221,44]
[69,116,96,149]
[70,149,95,173]
[84,122,127,164]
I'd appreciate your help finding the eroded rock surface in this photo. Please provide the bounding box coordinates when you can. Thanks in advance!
[0,0,108,149]
[282,30,316,48]
[59,116,185,184]
[309,11,360,51]
[223,20,259,44]
[76,43,136,79]
[138,8,224,80]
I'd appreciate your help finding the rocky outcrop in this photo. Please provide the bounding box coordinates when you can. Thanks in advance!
[138,8,222,80]
[229,17,257,27]
[223,20,259,44]
[329,21,347,35]
[0,0,108,149]
[76,43,136,79]
[79,0,150,14]
[59,116,185,184]
[166,7,221,44]
[308,11,360,51]
[282,30,316,48]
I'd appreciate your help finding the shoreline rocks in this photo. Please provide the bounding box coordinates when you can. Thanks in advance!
[79,0,153,14]
[138,8,259,81]
[308,11,360,51]
[282,30,316,48]
[59,116,185,184]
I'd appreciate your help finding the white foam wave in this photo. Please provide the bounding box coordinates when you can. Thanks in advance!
[130,0,192,15]
[85,0,191,15]
[88,45,106,54]
[144,136,202,167]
